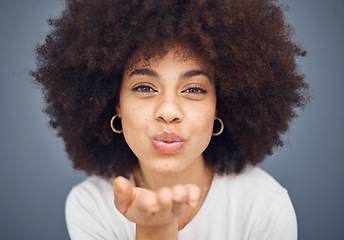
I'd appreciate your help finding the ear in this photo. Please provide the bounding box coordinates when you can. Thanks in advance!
[116,104,121,117]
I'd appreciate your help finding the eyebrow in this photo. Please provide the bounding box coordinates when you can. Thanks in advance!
[128,69,210,80]
[128,69,159,78]
[181,70,210,79]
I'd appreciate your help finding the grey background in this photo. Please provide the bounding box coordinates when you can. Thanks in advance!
[0,0,343,239]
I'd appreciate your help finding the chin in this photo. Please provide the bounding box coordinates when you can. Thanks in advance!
[144,157,191,175]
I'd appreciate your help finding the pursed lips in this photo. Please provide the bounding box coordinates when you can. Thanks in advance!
[152,130,184,154]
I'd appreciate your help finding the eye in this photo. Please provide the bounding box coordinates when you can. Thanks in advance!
[132,84,157,93]
[182,87,208,94]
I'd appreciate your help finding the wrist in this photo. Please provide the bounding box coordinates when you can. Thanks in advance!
[136,221,178,240]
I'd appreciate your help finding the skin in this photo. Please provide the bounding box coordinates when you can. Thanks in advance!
[114,49,217,239]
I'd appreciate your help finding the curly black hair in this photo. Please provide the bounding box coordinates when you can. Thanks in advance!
[31,0,308,178]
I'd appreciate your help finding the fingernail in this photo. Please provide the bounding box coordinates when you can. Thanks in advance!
[160,199,172,205]
[147,206,159,214]
[114,177,122,193]
[173,195,183,202]
[187,200,198,208]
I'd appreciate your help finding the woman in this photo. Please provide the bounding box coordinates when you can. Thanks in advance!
[31,0,308,239]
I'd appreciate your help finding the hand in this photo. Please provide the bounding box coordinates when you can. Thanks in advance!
[113,176,201,229]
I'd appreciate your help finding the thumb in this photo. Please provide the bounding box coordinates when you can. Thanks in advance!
[114,176,134,214]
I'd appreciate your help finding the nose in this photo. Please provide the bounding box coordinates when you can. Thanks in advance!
[154,93,183,124]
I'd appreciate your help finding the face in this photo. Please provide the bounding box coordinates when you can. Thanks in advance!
[117,49,217,175]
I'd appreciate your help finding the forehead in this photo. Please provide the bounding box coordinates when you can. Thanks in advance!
[124,43,213,76]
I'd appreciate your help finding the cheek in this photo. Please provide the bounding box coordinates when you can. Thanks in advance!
[191,102,216,129]
[200,116,215,139]
[120,102,152,147]
[120,98,150,128]
[120,109,146,158]
[122,108,140,129]
[186,107,215,152]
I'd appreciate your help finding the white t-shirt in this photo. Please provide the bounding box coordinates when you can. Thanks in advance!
[65,167,297,239]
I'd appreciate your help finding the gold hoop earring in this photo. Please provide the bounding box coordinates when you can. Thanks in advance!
[212,117,224,136]
[110,114,123,134]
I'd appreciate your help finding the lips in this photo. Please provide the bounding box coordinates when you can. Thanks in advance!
[152,131,184,154]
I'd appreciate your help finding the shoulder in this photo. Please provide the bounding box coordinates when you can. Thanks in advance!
[212,167,297,239]
[66,176,115,217]
[215,166,288,197]
[65,176,135,239]
[213,166,294,216]
[67,176,114,202]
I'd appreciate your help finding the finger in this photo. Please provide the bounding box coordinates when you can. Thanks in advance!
[185,184,201,208]
[170,185,189,216]
[172,184,188,203]
[113,176,134,214]
[157,187,173,209]
[158,187,173,205]
[127,190,160,218]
